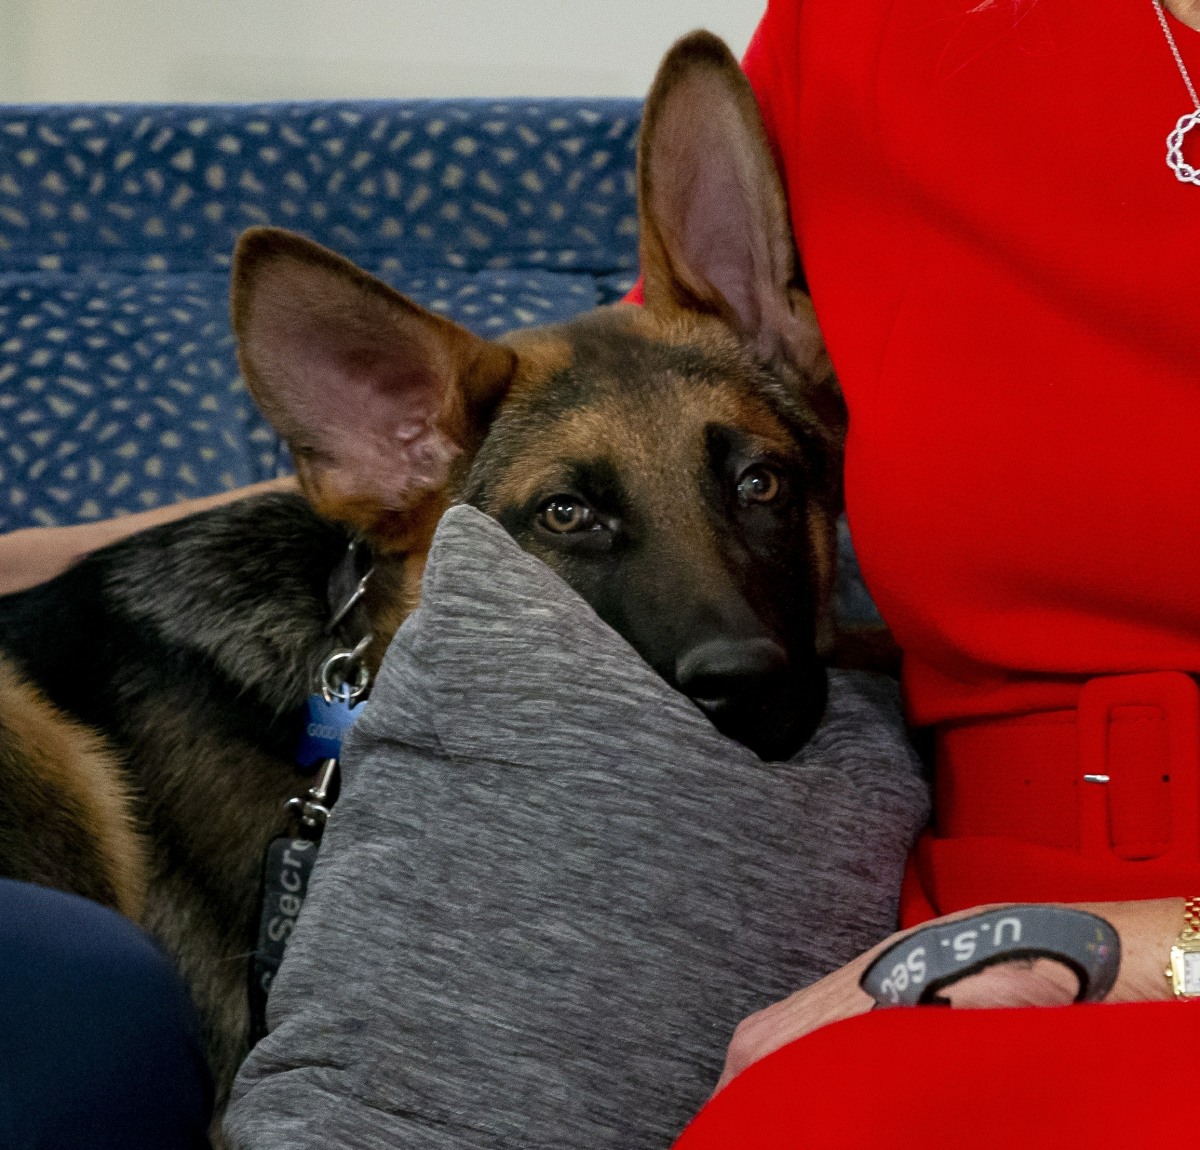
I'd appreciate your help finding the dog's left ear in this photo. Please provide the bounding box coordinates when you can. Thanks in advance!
[232,228,516,548]
[637,31,828,384]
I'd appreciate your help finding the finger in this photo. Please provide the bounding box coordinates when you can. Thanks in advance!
[715,969,875,1092]
[936,957,1080,1009]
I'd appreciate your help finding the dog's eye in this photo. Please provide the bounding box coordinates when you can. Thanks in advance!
[538,495,596,534]
[736,465,783,505]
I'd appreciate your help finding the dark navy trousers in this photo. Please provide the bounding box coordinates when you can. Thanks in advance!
[0,879,213,1149]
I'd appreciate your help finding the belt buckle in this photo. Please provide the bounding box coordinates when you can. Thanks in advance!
[1078,672,1200,862]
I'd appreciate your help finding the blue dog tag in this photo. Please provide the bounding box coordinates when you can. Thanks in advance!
[295,693,365,770]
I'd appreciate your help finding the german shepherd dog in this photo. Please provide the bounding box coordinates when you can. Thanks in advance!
[0,33,846,1124]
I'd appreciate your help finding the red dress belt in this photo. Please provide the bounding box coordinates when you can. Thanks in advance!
[899,671,1200,927]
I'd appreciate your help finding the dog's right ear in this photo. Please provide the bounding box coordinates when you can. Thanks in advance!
[637,31,828,384]
[232,227,516,548]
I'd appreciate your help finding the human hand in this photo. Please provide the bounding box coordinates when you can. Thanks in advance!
[715,943,879,1092]
[716,897,1183,1092]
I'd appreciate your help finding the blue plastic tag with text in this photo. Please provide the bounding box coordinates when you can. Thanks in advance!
[295,693,365,771]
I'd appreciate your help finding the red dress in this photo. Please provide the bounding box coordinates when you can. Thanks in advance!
[671,1,1200,1144]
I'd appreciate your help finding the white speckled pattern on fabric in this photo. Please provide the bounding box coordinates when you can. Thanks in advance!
[0,101,641,530]
[225,505,928,1149]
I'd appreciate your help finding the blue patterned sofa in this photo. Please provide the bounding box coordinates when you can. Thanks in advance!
[0,98,878,623]
[0,100,641,531]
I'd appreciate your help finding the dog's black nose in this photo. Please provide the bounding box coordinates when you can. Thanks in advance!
[675,637,789,707]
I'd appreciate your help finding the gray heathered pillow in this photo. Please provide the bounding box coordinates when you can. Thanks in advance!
[225,504,929,1150]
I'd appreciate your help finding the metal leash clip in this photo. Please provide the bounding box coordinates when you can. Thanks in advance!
[285,759,339,840]
[287,635,372,838]
[286,540,375,838]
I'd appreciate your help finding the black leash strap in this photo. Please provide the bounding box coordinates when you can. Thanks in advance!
[248,537,373,1045]
[860,905,1121,1007]
[248,834,321,1044]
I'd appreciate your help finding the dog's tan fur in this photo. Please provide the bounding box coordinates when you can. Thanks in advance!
[0,657,147,918]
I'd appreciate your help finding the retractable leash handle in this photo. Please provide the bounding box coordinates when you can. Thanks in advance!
[860,905,1121,1007]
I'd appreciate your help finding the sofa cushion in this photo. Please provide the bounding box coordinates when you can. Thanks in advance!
[0,102,642,276]
[0,100,641,530]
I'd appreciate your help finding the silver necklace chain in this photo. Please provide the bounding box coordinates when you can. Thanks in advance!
[1152,0,1200,184]
[1153,0,1200,110]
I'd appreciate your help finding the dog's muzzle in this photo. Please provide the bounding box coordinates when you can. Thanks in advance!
[675,637,825,761]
